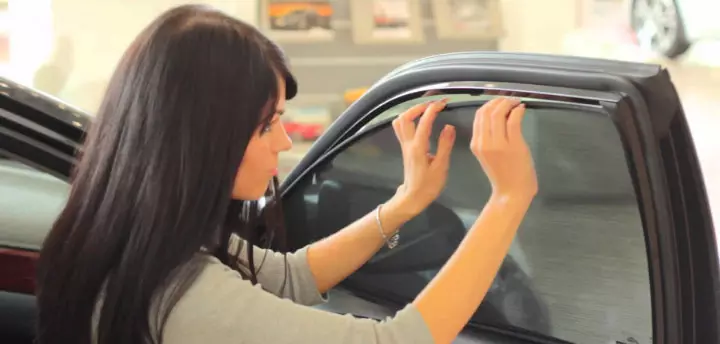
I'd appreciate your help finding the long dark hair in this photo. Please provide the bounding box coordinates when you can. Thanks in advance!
[35,5,296,344]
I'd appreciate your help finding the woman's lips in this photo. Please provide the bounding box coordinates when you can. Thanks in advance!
[271,168,278,176]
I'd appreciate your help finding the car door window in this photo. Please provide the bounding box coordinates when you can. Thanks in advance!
[284,92,652,344]
[0,153,69,251]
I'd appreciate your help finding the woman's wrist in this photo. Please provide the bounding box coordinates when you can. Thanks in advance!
[488,191,535,210]
[379,194,420,234]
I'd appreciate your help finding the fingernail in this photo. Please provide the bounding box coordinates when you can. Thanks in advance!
[444,125,455,139]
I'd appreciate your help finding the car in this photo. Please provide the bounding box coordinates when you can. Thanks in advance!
[628,0,720,59]
[1,52,718,344]
[283,118,324,142]
[268,3,332,31]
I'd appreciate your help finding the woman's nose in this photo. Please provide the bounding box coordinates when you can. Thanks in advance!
[276,125,293,152]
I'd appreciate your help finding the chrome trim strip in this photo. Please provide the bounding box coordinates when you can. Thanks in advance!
[355,81,621,133]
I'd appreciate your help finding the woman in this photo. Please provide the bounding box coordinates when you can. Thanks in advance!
[36,4,537,344]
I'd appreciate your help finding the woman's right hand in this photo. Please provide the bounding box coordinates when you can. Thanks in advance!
[470,97,538,200]
[412,97,539,344]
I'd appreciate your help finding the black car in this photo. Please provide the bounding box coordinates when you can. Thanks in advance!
[1,52,718,344]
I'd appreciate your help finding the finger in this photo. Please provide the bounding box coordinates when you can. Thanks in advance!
[392,118,405,143]
[473,98,502,146]
[402,101,432,122]
[397,102,431,138]
[473,98,502,132]
[399,118,415,144]
[401,102,434,137]
[507,104,527,143]
[416,99,448,142]
[491,98,521,144]
[426,152,435,164]
[432,124,456,169]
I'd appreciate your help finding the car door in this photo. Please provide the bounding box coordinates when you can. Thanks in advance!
[278,52,720,344]
[0,77,87,342]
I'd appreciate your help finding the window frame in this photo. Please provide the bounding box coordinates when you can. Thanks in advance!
[281,81,673,342]
[0,124,73,182]
[0,91,80,183]
[282,81,619,193]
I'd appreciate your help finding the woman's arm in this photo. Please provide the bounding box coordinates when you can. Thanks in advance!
[414,193,532,343]
[229,194,422,303]
[306,100,456,293]
[412,98,536,343]
[218,97,534,344]
[305,194,418,293]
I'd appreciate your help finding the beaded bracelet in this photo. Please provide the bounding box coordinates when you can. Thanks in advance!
[375,204,400,249]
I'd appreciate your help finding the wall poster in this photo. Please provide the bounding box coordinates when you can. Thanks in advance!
[260,0,335,42]
[431,0,504,40]
[350,0,425,44]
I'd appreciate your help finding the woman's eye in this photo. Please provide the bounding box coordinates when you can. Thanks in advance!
[261,124,273,134]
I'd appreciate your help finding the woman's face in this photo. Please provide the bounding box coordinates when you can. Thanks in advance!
[232,77,293,200]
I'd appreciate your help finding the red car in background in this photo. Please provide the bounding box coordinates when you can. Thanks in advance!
[283,118,324,141]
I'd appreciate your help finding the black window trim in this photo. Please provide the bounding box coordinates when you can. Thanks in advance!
[0,125,73,183]
[282,82,676,342]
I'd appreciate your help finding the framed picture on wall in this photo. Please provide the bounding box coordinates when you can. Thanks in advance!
[350,0,425,45]
[431,0,504,40]
[260,0,335,42]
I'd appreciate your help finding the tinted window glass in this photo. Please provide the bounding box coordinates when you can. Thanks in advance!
[0,156,68,250]
[284,94,652,344]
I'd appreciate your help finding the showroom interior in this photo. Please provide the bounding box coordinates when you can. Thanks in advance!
[19,0,714,221]
[0,0,719,343]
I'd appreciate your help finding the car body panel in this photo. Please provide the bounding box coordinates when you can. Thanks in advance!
[0,53,718,343]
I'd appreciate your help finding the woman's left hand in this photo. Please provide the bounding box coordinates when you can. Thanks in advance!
[390,99,456,216]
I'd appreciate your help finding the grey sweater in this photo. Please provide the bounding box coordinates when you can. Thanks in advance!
[93,239,435,344]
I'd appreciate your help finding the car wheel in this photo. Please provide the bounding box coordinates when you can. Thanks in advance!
[631,0,690,58]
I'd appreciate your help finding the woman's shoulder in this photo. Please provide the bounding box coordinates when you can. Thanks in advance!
[163,254,435,344]
[187,253,254,292]
[163,255,263,323]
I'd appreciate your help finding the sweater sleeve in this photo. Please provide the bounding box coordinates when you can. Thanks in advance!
[229,234,326,306]
[161,256,436,344]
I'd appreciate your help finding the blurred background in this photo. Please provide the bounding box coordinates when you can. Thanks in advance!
[1,0,717,223]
